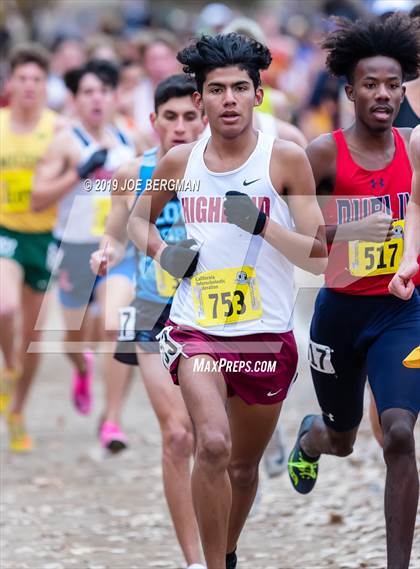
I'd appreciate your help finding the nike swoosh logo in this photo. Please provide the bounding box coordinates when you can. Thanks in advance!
[243,178,261,186]
[267,387,283,397]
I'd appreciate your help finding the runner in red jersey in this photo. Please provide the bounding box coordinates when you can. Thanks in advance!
[287,14,420,569]
[323,126,419,293]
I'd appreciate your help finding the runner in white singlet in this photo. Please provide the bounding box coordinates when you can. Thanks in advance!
[128,34,326,569]
[33,60,136,451]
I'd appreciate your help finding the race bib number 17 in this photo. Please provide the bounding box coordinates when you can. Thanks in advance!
[118,306,136,341]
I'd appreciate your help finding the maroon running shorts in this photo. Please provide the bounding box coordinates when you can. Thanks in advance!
[158,320,298,405]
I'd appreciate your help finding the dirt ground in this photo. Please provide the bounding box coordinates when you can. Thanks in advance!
[1,287,419,569]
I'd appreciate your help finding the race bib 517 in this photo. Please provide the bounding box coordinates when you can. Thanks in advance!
[348,220,404,277]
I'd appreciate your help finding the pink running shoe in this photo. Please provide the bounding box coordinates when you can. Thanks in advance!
[72,350,93,415]
[99,421,128,454]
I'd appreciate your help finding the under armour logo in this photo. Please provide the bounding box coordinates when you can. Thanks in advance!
[323,412,335,422]
[370,178,385,190]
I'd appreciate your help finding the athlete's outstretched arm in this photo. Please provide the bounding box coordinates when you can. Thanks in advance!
[90,159,138,276]
[263,142,327,274]
[127,146,183,262]
[389,126,420,299]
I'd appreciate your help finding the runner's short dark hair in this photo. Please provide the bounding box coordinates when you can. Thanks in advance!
[177,33,272,94]
[154,74,197,112]
[10,43,50,73]
[64,59,119,94]
[322,12,420,82]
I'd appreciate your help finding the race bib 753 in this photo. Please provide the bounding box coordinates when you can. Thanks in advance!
[191,266,262,327]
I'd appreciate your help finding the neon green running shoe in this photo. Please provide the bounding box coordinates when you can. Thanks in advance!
[288,415,320,494]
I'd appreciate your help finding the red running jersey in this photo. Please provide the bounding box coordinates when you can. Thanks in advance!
[323,128,419,295]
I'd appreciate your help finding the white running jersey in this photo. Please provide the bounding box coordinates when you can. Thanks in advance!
[169,131,295,336]
[54,125,135,243]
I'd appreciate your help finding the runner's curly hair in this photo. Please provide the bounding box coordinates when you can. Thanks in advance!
[323,12,420,82]
[177,33,272,93]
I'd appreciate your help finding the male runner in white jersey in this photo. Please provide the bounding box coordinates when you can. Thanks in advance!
[32,60,136,450]
[0,44,67,451]
[128,33,326,569]
[91,74,207,569]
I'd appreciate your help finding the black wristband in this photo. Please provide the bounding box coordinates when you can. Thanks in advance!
[224,191,267,235]
[253,210,267,235]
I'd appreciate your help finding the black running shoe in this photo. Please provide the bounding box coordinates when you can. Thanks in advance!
[288,414,320,494]
[226,549,237,569]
